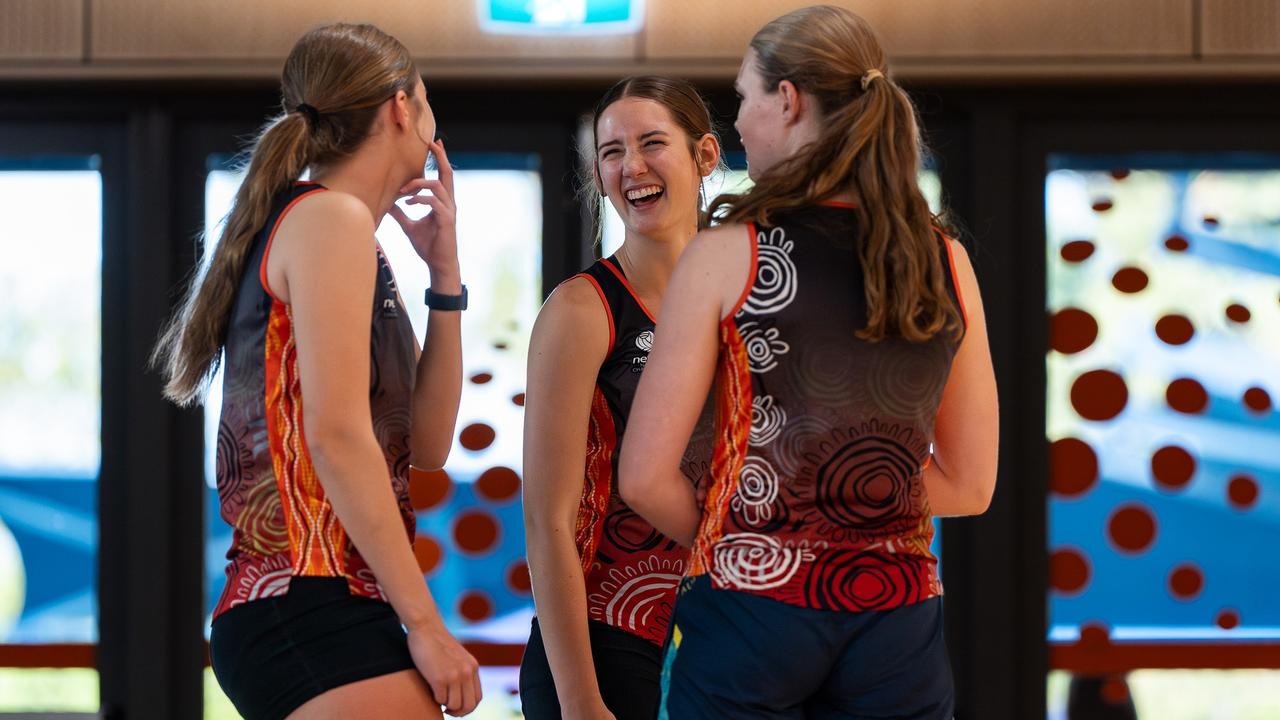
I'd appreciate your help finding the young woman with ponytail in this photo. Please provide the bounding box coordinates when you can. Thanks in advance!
[152,24,479,720]
[618,6,998,718]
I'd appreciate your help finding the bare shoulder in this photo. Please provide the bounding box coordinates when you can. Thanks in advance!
[530,274,610,361]
[280,189,376,250]
[675,223,753,319]
[943,237,981,297]
[945,236,974,273]
[691,222,752,254]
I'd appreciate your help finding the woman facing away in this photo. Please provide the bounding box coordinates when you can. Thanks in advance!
[519,76,720,720]
[151,23,481,720]
[618,6,999,719]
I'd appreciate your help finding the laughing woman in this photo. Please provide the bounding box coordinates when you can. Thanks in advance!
[519,76,719,720]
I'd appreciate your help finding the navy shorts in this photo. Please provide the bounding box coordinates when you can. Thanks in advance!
[209,577,417,720]
[660,575,954,719]
[519,617,664,720]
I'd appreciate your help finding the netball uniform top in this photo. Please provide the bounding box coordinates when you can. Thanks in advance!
[212,182,418,618]
[567,256,712,646]
[686,203,966,613]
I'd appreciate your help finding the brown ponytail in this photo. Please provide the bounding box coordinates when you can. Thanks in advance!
[709,5,961,343]
[151,23,421,405]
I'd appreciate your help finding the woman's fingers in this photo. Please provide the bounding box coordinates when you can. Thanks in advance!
[431,140,455,196]
[406,194,453,225]
[388,203,414,232]
[445,678,462,715]
[463,667,481,715]
[399,178,454,209]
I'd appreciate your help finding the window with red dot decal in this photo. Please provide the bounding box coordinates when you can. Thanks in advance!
[1046,155,1280,665]
[374,157,542,641]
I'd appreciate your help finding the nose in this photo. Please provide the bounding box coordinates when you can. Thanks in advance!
[622,147,647,178]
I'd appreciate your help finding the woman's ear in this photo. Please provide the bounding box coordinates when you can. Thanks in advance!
[696,134,721,177]
[777,79,804,126]
[390,89,412,130]
[593,161,606,198]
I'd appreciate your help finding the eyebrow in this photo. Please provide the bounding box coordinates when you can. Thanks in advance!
[597,129,671,151]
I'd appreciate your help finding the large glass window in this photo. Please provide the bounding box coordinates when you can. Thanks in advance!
[1045,155,1280,719]
[0,157,103,712]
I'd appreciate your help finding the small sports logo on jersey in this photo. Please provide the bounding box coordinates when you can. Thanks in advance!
[377,249,400,319]
[636,330,654,352]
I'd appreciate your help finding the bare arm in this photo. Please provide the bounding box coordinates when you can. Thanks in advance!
[392,140,464,469]
[272,191,480,716]
[619,225,749,546]
[522,278,616,718]
[925,239,999,516]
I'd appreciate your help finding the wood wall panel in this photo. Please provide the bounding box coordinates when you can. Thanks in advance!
[645,0,1194,61]
[0,0,1275,79]
[0,0,82,60]
[1202,0,1280,56]
[90,0,635,62]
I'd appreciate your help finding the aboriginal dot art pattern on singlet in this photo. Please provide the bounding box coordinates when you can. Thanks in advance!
[565,257,713,646]
[1046,158,1280,661]
[214,183,418,617]
[688,205,965,612]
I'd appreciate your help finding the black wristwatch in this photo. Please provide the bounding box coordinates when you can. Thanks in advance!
[425,285,468,311]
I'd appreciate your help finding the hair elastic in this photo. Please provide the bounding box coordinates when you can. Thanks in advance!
[293,102,321,125]
[861,69,884,91]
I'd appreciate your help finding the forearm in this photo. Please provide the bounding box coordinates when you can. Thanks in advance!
[525,527,605,708]
[410,267,463,469]
[623,469,700,547]
[312,435,445,632]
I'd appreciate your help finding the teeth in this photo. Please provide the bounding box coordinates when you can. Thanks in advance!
[626,186,663,201]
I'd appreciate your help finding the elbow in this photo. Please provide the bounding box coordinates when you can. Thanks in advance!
[969,482,995,516]
[964,469,997,516]
[617,460,647,512]
[411,438,451,472]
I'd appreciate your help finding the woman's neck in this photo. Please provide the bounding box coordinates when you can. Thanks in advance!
[310,143,405,226]
[614,224,695,309]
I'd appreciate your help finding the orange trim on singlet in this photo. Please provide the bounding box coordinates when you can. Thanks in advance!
[258,186,328,304]
[601,257,657,323]
[688,324,753,577]
[941,235,970,329]
[819,199,859,209]
[574,272,617,352]
[576,386,617,576]
[264,303,348,578]
[722,223,759,325]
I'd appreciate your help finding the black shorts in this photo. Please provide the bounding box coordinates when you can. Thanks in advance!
[519,617,664,720]
[661,575,954,720]
[209,576,417,720]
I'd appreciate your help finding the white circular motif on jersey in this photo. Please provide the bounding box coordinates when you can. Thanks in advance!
[711,533,813,591]
[739,321,789,373]
[750,395,787,446]
[587,555,684,631]
[730,457,779,526]
[741,227,797,316]
[352,568,387,601]
[635,330,655,352]
[244,567,292,602]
